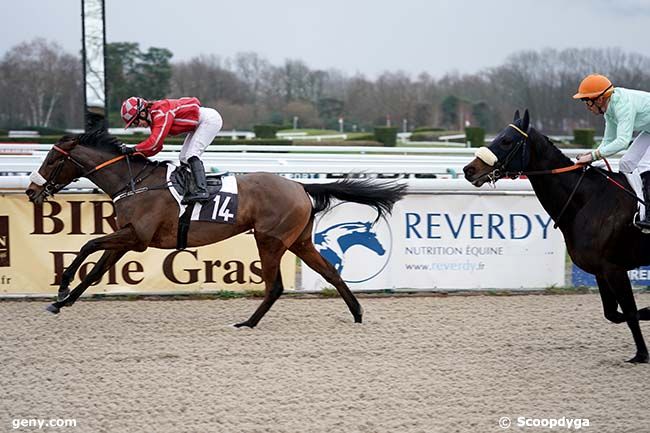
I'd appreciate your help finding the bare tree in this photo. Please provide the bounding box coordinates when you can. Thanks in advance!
[231,52,271,122]
[483,48,650,134]
[341,74,382,129]
[0,38,81,128]
[374,71,419,129]
[5,38,650,135]
[171,55,249,105]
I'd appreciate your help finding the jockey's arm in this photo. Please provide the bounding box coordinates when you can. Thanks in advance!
[135,111,175,156]
[595,98,634,159]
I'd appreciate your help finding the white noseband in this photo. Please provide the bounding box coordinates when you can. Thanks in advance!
[474,147,498,167]
[29,171,47,186]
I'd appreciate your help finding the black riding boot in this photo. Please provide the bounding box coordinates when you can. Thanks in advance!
[182,156,209,204]
[638,171,650,229]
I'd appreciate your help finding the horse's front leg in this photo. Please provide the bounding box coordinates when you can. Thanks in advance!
[56,226,139,301]
[47,249,128,314]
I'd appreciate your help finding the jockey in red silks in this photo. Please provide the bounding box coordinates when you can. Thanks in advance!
[120,96,223,204]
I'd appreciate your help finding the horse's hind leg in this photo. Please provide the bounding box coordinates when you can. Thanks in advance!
[290,237,363,323]
[234,233,286,328]
[604,271,649,363]
[596,275,626,324]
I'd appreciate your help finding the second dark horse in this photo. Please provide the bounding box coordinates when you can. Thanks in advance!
[464,109,650,363]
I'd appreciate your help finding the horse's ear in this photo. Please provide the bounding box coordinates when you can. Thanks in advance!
[57,134,77,150]
[522,109,530,132]
[513,110,520,122]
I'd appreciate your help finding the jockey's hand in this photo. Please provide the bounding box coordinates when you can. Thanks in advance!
[576,152,594,164]
[120,145,136,155]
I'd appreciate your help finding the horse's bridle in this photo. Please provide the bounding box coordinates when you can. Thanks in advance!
[473,125,597,229]
[30,143,127,202]
[474,123,530,184]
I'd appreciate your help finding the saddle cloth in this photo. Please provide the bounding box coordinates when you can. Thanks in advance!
[623,169,645,221]
[166,163,238,224]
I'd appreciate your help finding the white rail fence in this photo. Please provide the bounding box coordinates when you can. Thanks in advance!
[0,143,616,191]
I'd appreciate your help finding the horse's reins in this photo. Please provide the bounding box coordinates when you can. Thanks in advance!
[48,144,172,203]
[49,144,153,198]
[52,144,128,178]
[32,144,120,201]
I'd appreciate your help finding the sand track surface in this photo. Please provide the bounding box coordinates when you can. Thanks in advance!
[2,294,650,433]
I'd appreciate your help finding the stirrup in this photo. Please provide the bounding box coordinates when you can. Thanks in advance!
[181,192,209,205]
[633,211,650,234]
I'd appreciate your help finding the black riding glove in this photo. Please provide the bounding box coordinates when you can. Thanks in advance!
[120,145,136,155]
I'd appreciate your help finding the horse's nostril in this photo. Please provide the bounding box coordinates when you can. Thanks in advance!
[464,166,475,177]
[25,189,34,197]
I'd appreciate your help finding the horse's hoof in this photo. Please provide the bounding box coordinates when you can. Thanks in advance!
[626,353,649,364]
[233,321,254,328]
[45,304,60,315]
[57,289,70,301]
[354,315,363,324]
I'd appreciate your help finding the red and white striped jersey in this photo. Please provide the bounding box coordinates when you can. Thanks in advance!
[134,97,201,156]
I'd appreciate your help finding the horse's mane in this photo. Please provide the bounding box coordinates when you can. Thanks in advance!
[76,129,123,154]
[534,128,574,166]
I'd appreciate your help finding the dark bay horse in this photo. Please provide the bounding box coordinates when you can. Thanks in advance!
[25,130,406,327]
[463,110,650,363]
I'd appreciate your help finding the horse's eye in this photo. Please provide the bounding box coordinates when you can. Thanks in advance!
[499,140,512,150]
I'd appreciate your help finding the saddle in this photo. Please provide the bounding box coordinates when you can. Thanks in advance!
[170,165,226,198]
[170,165,233,250]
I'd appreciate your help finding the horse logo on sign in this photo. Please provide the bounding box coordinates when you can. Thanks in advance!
[313,203,393,283]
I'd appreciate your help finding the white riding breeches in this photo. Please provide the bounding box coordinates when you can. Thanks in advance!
[618,131,650,174]
[179,107,223,164]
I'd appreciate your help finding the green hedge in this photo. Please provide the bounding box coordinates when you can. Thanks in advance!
[11,126,68,135]
[346,133,375,141]
[573,128,595,148]
[0,135,68,144]
[413,127,445,133]
[374,127,398,147]
[409,130,464,142]
[465,127,485,148]
[0,135,292,146]
[293,140,382,147]
[253,124,291,138]
[116,137,293,146]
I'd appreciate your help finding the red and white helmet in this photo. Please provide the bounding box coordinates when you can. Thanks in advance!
[121,96,148,128]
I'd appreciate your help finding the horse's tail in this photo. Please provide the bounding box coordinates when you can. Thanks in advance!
[302,179,407,220]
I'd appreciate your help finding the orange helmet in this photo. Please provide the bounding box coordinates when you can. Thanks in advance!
[573,74,614,99]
